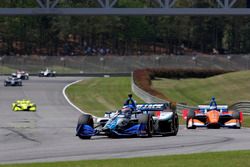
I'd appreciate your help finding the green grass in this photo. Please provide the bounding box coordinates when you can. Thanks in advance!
[51,65,81,73]
[243,115,250,127]
[152,70,250,127]
[65,77,143,117]
[1,150,250,167]
[152,70,250,106]
[0,66,15,74]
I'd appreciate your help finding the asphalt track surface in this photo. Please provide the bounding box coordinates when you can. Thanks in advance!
[0,76,250,164]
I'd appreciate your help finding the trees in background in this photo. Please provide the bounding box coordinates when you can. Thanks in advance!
[0,0,250,55]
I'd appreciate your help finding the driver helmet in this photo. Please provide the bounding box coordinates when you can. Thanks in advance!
[121,105,131,113]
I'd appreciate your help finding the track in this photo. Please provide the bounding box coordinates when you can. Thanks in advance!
[0,76,250,164]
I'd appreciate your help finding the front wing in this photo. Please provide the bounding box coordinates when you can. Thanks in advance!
[76,123,149,138]
[12,103,36,112]
[187,117,241,128]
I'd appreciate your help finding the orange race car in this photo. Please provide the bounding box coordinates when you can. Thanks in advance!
[182,97,243,129]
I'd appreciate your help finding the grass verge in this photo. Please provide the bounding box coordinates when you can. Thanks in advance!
[65,77,143,117]
[152,70,250,106]
[1,150,250,167]
[152,71,250,127]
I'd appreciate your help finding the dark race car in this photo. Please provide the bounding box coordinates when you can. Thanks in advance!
[4,77,22,86]
[76,103,178,139]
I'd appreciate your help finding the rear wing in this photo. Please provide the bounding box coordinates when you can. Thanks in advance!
[198,105,228,112]
[136,103,168,111]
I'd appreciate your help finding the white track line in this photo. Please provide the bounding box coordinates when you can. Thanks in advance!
[62,79,86,114]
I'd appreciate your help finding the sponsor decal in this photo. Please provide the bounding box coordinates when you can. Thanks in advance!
[137,103,166,111]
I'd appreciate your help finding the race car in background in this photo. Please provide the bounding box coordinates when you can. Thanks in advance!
[12,99,36,112]
[4,77,22,86]
[182,100,243,129]
[12,70,29,80]
[39,68,56,77]
[76,103,179,139]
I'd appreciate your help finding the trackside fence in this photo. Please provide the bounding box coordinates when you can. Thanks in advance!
[229,101,250,115]
[131,72,197,114]
[131,73,250,115]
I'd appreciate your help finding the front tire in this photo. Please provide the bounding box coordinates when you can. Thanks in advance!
[186,109,196,129]
[77,114,94,139]
[139,114,153,137]
[232,111,241,129]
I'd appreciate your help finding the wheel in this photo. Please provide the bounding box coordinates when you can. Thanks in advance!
[169,113,179,136]
[78,114,94,128]
[139,114,153,137]
[77,114,94,139]
[186,109,196,129]
[4,82,7,87]
[232,111,241,129]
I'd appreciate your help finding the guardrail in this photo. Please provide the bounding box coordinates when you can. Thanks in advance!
[131,72,250,115]
[131,72,167,104]
[131,72,197,114]
[229,101,250,115]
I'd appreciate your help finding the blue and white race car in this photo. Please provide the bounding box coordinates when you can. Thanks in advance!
[4,77,22,86]
[76,103,179,139]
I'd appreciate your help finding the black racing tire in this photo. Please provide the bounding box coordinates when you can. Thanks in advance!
[186,109,196,129]
[77,114,94,139]
[232,111,241,129]
[78,114,94,128]
[78,134,91,139]
[169,113,179,136]
[4,82,7,87]
[139,114,153,137]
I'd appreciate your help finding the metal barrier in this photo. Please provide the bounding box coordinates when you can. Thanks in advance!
[229,101,250,115]
[132,72,250,115]
[131,72,168,104]
[1,54,250,74]
[131,72,196,114]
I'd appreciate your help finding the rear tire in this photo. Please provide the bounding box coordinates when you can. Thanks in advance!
[170,113,179,136]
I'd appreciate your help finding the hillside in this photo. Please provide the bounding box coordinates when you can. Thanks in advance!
[152,70,250,106]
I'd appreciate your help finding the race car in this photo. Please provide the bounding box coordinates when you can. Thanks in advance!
[12,70,29,80]
[39,68,56,77]
[183,98,243,129]
[12,99,37,112]
[76,103,179,139]
[4,77,22,86]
